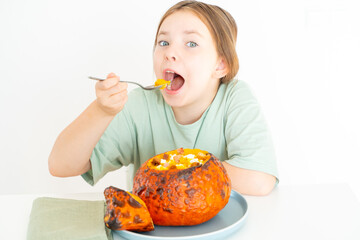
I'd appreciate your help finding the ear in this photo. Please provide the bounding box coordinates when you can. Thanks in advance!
[213,57,228,79]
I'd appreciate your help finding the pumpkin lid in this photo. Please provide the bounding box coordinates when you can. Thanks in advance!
[104,186,154,232]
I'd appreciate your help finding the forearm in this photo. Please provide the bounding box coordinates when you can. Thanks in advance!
[223,162,276,196]
[48,100,115,177]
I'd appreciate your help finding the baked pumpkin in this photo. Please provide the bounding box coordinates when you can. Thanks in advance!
[104,186,154,232]
[133,148,231,226]
[154,79,171,89]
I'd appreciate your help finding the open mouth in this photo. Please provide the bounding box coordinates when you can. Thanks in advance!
[164,70,185,92]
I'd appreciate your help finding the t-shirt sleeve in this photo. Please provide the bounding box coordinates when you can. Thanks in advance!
[224,81,279,182]
[81,106,136,186]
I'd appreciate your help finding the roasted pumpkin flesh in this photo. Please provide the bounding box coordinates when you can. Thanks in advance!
[154,79,171,89]
[148,148,209,170]
[104,186,154,232]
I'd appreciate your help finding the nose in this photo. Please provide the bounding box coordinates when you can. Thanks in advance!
[164,46,177,62]
[166,55,176,61]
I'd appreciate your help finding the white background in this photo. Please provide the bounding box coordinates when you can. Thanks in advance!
[0,0,359,200]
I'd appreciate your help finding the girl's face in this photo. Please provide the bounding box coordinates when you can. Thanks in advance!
[153,10,226,111]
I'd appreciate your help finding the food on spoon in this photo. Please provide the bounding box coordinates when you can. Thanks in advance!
[104,186,154,232]
[133,148,231,226]
[154,79,171,89]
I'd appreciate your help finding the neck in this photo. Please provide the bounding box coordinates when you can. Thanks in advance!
[172,82,220,125]
[172,105,204,125]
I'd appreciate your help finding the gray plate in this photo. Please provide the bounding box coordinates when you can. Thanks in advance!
[112,190,248,240]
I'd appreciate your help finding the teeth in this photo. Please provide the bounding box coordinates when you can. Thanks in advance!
[164,70,175,82]
[165,72,173,90]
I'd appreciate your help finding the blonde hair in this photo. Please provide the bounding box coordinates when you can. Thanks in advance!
[154,0,239,83]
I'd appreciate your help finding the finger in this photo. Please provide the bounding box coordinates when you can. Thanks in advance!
[109,82,128,97]
[100,89,128,109]
[96,76,119,90]
[99,82,127,98]
[96,82,127,100]
[108,91,128,107]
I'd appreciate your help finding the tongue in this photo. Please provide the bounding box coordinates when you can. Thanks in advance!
[170,76,184,91]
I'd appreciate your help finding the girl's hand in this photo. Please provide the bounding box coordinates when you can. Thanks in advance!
[95,73,128,116]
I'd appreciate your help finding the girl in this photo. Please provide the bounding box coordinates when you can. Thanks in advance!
[49,0,278,196]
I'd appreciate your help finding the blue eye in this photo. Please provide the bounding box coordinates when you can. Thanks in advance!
[186,41,198,48]
[159,40,169,46]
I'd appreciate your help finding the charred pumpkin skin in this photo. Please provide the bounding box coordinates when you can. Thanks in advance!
[133,149,231,226]
[104,186,154,232]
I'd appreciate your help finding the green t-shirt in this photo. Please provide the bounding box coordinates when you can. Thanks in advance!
[82,79,279,186]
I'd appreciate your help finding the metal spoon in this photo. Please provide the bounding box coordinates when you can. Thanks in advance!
[88,76,164,90]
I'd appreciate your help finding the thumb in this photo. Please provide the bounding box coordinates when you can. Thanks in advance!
[107,72,116,78]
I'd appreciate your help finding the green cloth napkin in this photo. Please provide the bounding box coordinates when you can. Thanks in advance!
[27,197,113,240]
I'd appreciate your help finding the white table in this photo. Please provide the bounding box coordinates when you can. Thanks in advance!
[0,183,359,240]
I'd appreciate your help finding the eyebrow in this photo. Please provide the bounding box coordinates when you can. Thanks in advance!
[158,30,203,38]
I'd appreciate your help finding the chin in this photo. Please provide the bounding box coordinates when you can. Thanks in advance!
[161,93,185,108]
